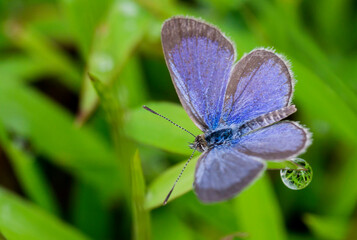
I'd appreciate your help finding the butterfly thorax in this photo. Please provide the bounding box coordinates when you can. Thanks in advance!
[191,128,233,152]
[205,128,233,146]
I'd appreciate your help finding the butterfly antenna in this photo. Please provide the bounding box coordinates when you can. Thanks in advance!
[163,148,197,205]
[143,105,196,137]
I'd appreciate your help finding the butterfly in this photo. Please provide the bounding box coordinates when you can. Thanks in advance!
[158,16,311,203]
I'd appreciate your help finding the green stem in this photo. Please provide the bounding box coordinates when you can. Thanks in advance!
[89,73,150,239]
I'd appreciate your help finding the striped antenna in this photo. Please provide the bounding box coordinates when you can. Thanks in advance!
[163,148,197,205]
[142,105,196,137]
[142,105,198,205]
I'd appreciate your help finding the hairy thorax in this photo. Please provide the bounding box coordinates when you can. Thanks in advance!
[191,128,233,152]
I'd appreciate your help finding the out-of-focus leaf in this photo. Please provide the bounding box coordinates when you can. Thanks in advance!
[131,151,151,240]
[145,156,199,209]
[0,231,6,240]
[60,0,114,58]
[233,174,287,240]
[0,82,121,200]
[176,193,238,234]
[27,7,73,43]
[325,152,357,217]
[3,22,81,90]
[0,120,59,214]
[114,56,147,108]
[135,0,186,18]
[311,0,351,52]
[90,73,132,200]
[293,61,357,144]
[78,0,149,123]
[126,102,200,156]
[199,0,247,14]
[152,210,195,240]
[303,214,348,240]
[0,55,46,83]
[0,187,90,240]
[71,181,110,239]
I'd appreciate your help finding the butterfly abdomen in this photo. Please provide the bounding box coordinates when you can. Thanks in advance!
[237,105,297,136]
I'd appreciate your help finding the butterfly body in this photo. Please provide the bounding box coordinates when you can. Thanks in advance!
[192,105,297,152]
[161,17,312,203]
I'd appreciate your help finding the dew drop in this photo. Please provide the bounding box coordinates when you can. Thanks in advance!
[280,158,312,190]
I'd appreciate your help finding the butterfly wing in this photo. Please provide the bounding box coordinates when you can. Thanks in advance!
[235,121,312,160]
[194,146,266,203]
[193,122,310,203]
[162,17,235,131]
[222,49,294,125]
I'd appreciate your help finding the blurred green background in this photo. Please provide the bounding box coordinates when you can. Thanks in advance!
[0,0,356,239]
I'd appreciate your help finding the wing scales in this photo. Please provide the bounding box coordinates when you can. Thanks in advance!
[162,17,235,130]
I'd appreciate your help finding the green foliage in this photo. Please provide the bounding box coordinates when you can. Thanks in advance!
[0,0,356,239]
[0,188,89,240]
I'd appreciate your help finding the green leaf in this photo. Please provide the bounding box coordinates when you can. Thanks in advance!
[152,210,195,240]
[70,181,111,239]
[233,174,287,240]
[0,55,46,84]
[126,102,200,156]
[145,156,199,209]
[90,73,132,200]
[293,61,357,144]
[4,23,81,90]
[0,231,6,240]
[131,151,151,240]
[0,187,90,240]
[0,120,59,214]
[114,56,148,108]
[325,152,357,217]
[78,0,149,122]
[60,0,114,58]
[303,214,348,240]
[0,82,121,200]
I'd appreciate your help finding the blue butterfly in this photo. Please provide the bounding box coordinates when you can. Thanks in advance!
[158,17,311,203]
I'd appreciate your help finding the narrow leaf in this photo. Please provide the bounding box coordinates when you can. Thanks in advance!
[78,0,149,123]
[0,187,90,240]
[233,174,287,240]
[131,151,151,240]
[0,120,59,214]
[126,102,200,156]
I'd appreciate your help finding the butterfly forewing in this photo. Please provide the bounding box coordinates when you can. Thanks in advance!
[222,49,294,126]
[162,17,235,131]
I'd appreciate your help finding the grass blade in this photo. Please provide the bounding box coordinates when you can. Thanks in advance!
[233,174,287,240]
[0,120,59,214]
[0,187,90,240]
[131,151,151,240]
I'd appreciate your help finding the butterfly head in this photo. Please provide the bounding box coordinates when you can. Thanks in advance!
[190,134,208,152]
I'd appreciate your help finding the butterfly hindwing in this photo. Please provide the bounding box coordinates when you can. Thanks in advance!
[222,49,294,125]
[162,17,235,131]
[194,146,265,203]
[235,121,311,160]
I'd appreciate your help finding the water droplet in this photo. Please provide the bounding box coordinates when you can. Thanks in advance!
[280,158,313,190]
